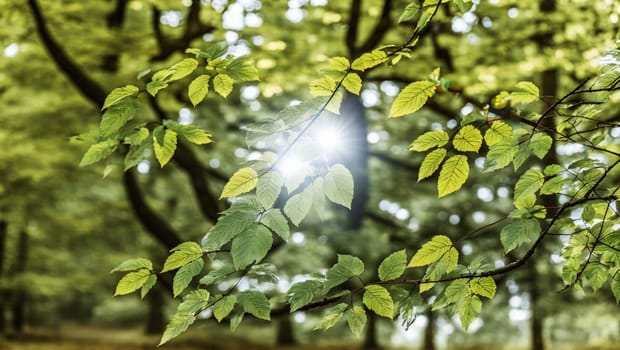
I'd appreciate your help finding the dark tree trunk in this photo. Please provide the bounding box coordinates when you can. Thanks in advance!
[0,220,7,333]
[362,311,379,349]
[423,309,436,350]
[145,286,165,334]
[275,315,296,345]
[11,230,29,334]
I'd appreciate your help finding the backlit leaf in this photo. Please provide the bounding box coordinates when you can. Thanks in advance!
[500,219,541,253]
[363,285,394,319]
[418,148,447,181]
[231,225,273,270]
[164,120,213,145]
[453,125,483,152]
[169,58,199,81]
[378,249,408,281]
[257,171,283,209]
[398,2,421,23]
[289,280,322,312]
[188,74,210,107]
[237,291,271,320]
[140,274,157,299]
[514,169,544,202]
[213,73,234,97]
[111,258,153,273]
[159,315,195,345]
[226,57,259,82]
[409,235,456,268]
[80,139,118,167]
[484,142,517,172]
[530,132,553,159]
[314,303,347,330]
[173,259,204,297]
[213,296,237,322]
[324,164,354,209]
[438,155,469,198]
[409,130,449,152]
[220,167,259,199]
[325,255,365,291]
[342,73,362,95]
[310,76,337,96]
[162,242,203,273]
[346,306,367,337]
[484,121,513,147]
[152,126,178,167]
[351,50,388,71]
[114,269,151,296]
[284,186,313,226]
[389,81,437,118]
[469,277,496,299]
[99,97,139,137]
[459,295,481,330]
[261,209,290,242]
[102,85,139,110]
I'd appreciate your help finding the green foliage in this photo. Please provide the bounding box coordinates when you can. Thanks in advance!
[363,285,394,319]
[220,167,259,199]
[324,254,365,291]
[324,163,354,209]
[346,306,367,337]
[162,242,203,273]
[437,155,469,198]
[231,225,273,269]
[101,85,139,111]
[453,125,482,153]
[378,249,408,281]
[314,303,347,330]
[212,296,237,322]
[409,130,449,152]
[389,80,438,118]
[236,291,271,320]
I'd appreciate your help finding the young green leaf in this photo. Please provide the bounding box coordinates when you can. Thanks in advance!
[324,254,365,291]
[314,303,347,330]
[351,50,388,71]
[513,169,544,202]
[346,306,367,337]
[146,80,168,96]
[409,235,457,268]
[213,73,234,97]
[288,279,322,312]
[409,130,450,152]
[80,139,118,167]
[342,73,362,95]
[452,125,483,152]
[164,120,213,145]
[205,41,228,58]
[484,121,513,147]
[226,57,259,82]
[389,80,437,118]
[202,209,258,251]
[152,126,178,167]
[458,294,482,330]
[328,56,351,71]
[213,296,237,322]
[162,242,203,273]
[173,258,204,297]
[231,225,273,270]
[432,279,469,310]
[469,277,496,299]
[418,148,447,181]
[140,274,157,299]
[169,58,199,81]
[398,2,421,23]
[159,315,196,346]
[378,249,408,281]
[176,289,211,315]
[237,291,271,320]
[363,285,394,319]
[324,164,354,209]
[188,74,210,107]
[484,142,518,172]
[199,266,234,286]
[102,85,139,110]
[256,171,283,209]
[114,269,151,296]
[220,167,259,199]
[99,97,139,137]
[438,155,469,198]
[260,209,290,242]
[111,257,153,273]
[530,132,553,159]
[500,219,541,253]
[310,76,337,96]
[284,186,313,226]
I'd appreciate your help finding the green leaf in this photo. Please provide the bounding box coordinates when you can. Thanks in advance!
[500,219,541,253]
[226,57,259,82]
[261,209,290,242]
[432,279,468,310]
[169,58,199,81]
[327,56,350,71]
[114,269,151,296]
[418,148,447,181]
[229,311,244,332]
[202,209,257,250]
[324,164,354,209]
[213,296,237,322]
[124,139,150,171]
[438,155,469,198]
[484,141,517,172]
[256,171,283,209]
[351,50,388,71]
[512,143,532,171]
[111,258,153,273]
[583,264,608,291]
[458,294,482,330]
[237,291,271,320]
[188,74,210,107]
[346,306,367,337]
[100,97,139,137]
[102,85,139,110]
[284,186,313,226]
[514,169,544,202]
[173,259,204,297]
[389,81,437,118]
[325,254,365,291]
[530,132,553,159]
[80,139,118,167]
[152,126,178,167]
[515,81,540,96]
[540,175,565,195]
[506,81,540,106]
[409,130,450,152]
[146,80,168,96]
[177,289,211,315]
[611,274,620,303]
[205,41,228,58]
[314,303,347,330]
[159,315,195,346]
[126,127,149,145]
[213,73,234,97]
[469,277,496,299]
[220,167,259,199]
[140,274,157,299]
[288,279,322,312]
[164,120,213,144]
[342,73,362,95]
[231,225,273,270]
[363,285,394,319]
[453,125,483,152]
[398,2,421,23]
[162,242,203,273]
[484,121,513,147]
[409,235,457,268]
[378,249,408,282]
[310,76,337,96]
[544,164,565,176]
[199,265,234,286]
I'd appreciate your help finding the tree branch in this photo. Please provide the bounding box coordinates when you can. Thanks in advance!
[346,0,362,54]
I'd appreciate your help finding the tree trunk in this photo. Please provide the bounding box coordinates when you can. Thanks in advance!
[11,230,29,334]
[275,315,296,345]
[529,262,545,350]
[423,309,436,350]
[362,311,380,349]
[0,220,7,333]
[145,286,166,334]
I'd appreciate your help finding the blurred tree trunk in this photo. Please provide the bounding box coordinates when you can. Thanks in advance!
[0,220,6,333]
[362,311,379,349]
[529,262,544,350]
[11,230,29,334]
[423,309,436,350]
[275,315,296,345]
[145,286,165,334]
